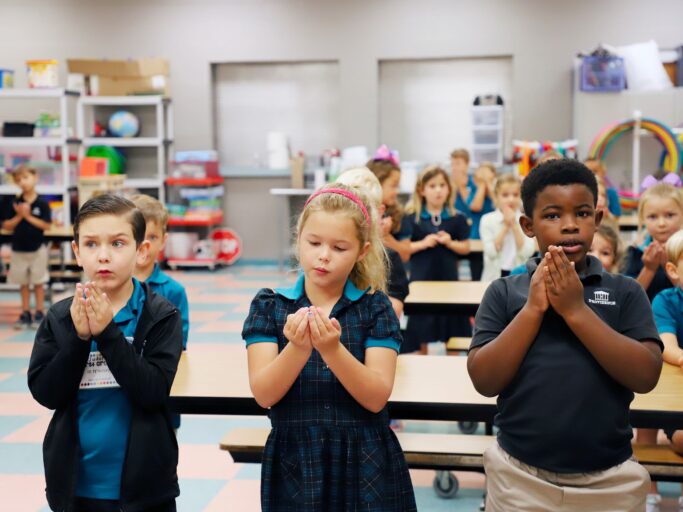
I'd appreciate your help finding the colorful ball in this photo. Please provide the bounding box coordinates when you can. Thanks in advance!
[108,111,140,138]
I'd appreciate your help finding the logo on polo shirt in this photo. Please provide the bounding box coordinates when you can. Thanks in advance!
[588,290,616,306]
[32,207,40,216]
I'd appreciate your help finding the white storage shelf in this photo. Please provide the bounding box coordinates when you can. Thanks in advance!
[0,89,79,222]
[0,137,77,147]
[471,105,504,166]
[77,96,173,202]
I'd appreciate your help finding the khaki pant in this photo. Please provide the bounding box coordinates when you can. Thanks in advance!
[8,245,48,285]
[484,440,650,512]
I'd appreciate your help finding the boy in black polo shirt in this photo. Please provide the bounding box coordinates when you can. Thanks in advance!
[0,164,52,329]
[468,159,664,512]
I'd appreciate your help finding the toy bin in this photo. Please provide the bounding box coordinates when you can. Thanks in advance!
[472,105,503,126]
[0,69,14,89]
[26,60,59,88]
[472,127,502,145]
[580,56,625,92]
[472,147,502,166]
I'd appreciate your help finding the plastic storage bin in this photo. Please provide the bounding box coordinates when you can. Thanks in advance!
[0,69,14,89]
[472,147,502,166]
[472,127,502,145]
[472,106,503,126]
[580,56,625,92]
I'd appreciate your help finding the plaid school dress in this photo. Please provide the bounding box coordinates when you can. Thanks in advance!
[242,275,417,512]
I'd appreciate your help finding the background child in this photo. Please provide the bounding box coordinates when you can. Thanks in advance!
[647,229,683,510]
[469,159,662,512]
[366,152,411,262]
[479,173,536,281]
[613,181,680,505]
[27,194,183,512]
[449,150,495,280]
[589,224,623,273]
[130,194,189,348]
[242,183,416,511]
[0,164,52,329]
[653,229,683,368]
[584,157,622,218]
[624,182,683,301]
[131,194,190,433]
[596,178,618,228]
[336,167,409,319]
[404,165,470,353]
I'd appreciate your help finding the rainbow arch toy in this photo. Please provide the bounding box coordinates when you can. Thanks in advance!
[588,117,682,173]
[660,132,683,171]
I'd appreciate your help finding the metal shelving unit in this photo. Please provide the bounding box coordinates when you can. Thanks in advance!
[165,176,225,270]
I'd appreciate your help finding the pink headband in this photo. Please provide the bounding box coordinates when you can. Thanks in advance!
[304,188,371,227]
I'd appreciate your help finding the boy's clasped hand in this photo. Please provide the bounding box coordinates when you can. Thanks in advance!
[70,282,114,341]
[12,201,30,217]
[284,306,342,356]
[530,246,586,318]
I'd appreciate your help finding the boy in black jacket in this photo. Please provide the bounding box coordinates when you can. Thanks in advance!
[28,193,183,512]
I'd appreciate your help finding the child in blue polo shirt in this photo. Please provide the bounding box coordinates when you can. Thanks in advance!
[652,229,683,450]
[242,183,416,511]
[28,194,183,512]
[131,194,189,348]
[469,159,663,512]
[450,149,495,280]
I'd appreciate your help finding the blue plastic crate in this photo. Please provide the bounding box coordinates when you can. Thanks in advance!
[580,56,625,92]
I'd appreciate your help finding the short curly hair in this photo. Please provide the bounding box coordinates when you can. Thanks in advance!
[521,159,598,217]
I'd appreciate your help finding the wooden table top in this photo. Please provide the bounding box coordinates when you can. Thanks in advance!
[468,239,482,254]
[618,215,639,231]
[0,225,73,241]
[170,352,683,428]
[404,280,489,315]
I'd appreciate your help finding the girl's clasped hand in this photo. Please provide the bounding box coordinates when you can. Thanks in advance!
[283,306,342,356]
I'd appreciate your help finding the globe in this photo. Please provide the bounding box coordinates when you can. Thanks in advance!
[108,111,140,138]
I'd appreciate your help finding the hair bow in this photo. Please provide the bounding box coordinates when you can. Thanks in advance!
[640,172,683,191]
[373,144,400,167]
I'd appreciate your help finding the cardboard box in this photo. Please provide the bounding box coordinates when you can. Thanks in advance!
[66,58,169,96]
[77,174,126,207]
[290,156,305,189]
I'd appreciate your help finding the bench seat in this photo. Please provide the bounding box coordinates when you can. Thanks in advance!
[220,427,683,481]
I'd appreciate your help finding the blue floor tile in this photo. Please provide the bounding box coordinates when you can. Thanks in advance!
[414,485,484,511]
[234,463,262,480]
[0,357,29,373]
[5,330,37,343]
[0,416,37,439]
[176,479,227,511]
[0,373,30,393]
[0,443,43,474]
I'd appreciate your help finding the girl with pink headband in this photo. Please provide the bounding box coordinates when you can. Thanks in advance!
[242,183,416,511]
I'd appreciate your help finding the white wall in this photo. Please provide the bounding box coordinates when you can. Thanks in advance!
[2,0,683,157]
[213,61,340,167]
[379,56,513,163]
